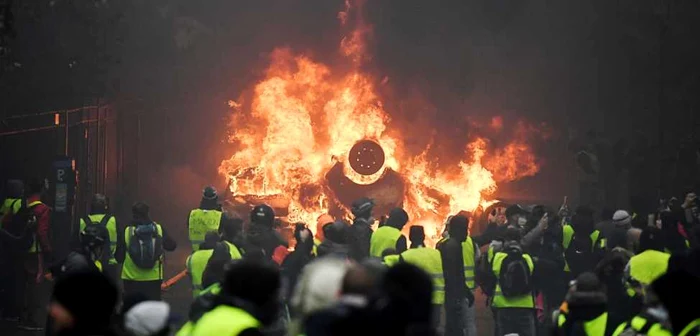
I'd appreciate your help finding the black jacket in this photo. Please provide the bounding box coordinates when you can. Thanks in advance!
[348,218,373,261]
[246,224,288,261]
[439,238,471,336]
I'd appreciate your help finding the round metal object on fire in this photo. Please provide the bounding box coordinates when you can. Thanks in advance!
[349,139,385,176]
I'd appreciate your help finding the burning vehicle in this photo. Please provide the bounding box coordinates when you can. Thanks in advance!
[218,1,546,242]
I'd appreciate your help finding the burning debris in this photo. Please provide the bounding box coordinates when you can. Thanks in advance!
[218,0,544,239]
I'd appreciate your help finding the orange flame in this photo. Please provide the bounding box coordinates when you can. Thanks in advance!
[219,1,542,235]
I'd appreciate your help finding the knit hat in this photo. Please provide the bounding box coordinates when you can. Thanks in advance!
[613,210,632,227]
[124,301,177,336]
[386,208,409,229]
[203,186,218,200]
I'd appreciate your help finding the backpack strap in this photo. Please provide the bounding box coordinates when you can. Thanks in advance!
[98,215,112,227]
[83,215,94,228]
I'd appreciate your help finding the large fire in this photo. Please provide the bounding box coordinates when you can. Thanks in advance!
[218,0,543,239]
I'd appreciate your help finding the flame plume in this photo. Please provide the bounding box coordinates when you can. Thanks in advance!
[219,1,543,236]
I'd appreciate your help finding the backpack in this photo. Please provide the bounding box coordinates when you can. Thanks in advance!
[5,199,40,251]
[564,233,595,276]
[127,222,163,269]
[498,246,533,298]
[83,215,112,254]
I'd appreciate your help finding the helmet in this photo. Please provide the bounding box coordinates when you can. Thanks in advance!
[203,186,218,200]
[80,225,108,250]
[250,204,275,227]
[351,197,375,217]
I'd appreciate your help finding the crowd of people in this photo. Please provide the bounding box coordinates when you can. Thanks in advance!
[2,180,700,336]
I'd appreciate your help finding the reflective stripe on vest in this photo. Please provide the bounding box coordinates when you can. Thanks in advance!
[491,251,535,308]
[121,223,164,281]
[80,214,118,265]
[558,312,609,336]
[199,283,222,297]
[629,250,670,285]
[679,319,700,336]
[562,225,604,272]
[188,209,222,251]
[187,249,214,297]
[28,201,43,253]
[400,247,445,305]
[190,305,261,336]
[462,236,476,289]
[370,226,403,258]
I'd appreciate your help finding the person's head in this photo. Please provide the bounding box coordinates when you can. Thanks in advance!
[90,194,109,214]
[531,205,546,222]
[386,208,409,230]
[351,197,374,220]
[447,215,469,242]
[79,224,108,260]
[5,179,24,198]
[324,220,349,244]
[594,248,632,285]
[638,226,665,253]
[377,263,433,333]
[26,177,44,196]
[505,205,527,227]
[612,210,632,228]
[316,214,334,240]
[132,202,151,222]
[566,272,607,311]
[341,263,376,297]
[503,226,522,244]
[572,205,595,233]
[200,186,219,210]
[219,217,243,242]
[50,271,118,333]
[408,225,425,248]
[250,204,275,228]
[223,260,281,325]
[290,257,348,319]
[201,231,220,250]
[124,301,175,336]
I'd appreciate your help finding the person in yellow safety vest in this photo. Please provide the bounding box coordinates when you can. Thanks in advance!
[187,232,222,297]
[188,186,224,251]
[0,179,23,219]
[386,226,445,330]
[218,218,245,259]
[0,179,24,322]
[437,215,479,336]
[314,214,334,256]
[184,260,281,336]
[562,206,606,277]
[79,194,119,280]
[488,227,538,336]
[625,227,670,296]
[369,208,408,258]
[554,272,611,336]
[116,202,177,302]
[612,285,672,336]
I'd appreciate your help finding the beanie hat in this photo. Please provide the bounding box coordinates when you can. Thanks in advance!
[386,208,409,229]
[613,210,632,227]
[124,301,177,336]
[52,271,118,328]
[203,186,218,200]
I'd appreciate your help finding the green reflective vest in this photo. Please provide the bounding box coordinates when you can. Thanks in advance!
[491,251,535,308]
[312,238,322,256]
[80,214,118,265]
[562,225,605,272]
[121,223,164,281]
[200,282,222,297]
[462,237,476,289]
[370,226,403,258]
[27,200,43,253]
[679,319,700,336]
[400,247,445,305]
[383,254,400,267]
[612,313,672,336]
[189,305,261,336]
[187,249,214,297]
[224,241,243,260]
[0,198,21,217]
[629,250,670,286]
[558,312,608,336]
[188,209,223,251]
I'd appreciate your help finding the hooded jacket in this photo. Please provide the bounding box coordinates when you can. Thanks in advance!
[348,218,373,262]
